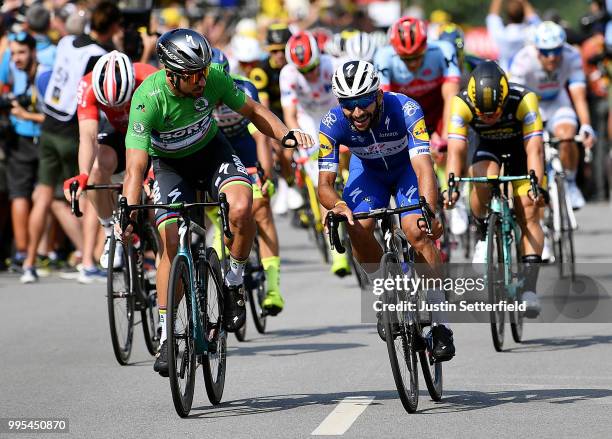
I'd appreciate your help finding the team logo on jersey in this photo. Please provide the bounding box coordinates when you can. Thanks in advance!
[133,122,145,134]
[412,119,429,141]
[523,111,537,125]
[321,111,337,129]
[385,116,390,131]
[451,115,465,128]
[402,100,418,117]
[194,97,208,112]
[319,133,334,158]
[137,104,146,113]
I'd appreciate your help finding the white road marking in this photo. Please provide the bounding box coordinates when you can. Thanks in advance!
[311,396,374,436]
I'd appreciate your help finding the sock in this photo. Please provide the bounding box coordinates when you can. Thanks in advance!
[14,251,26,261]
[99,217,113,237]
[521,254,542,293]
[225,255,247,286]
[427,289,448,326]
[159,308,167,344]
[565,170,576,182]
[262,256,280,293]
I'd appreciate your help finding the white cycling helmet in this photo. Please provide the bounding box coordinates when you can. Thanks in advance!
[344,32,377,62]
[332,60,380,99]
[324,33,344,58]
[232,35,262,63]
[369,30,388,49]
[534,21,566,50]
[92,50,135,107]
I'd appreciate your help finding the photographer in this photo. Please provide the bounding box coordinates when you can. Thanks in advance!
[0,32,49,271]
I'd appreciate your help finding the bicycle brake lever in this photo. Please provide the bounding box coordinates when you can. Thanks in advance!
[70,180,83,218]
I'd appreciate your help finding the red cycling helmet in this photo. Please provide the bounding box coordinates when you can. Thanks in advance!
[311,27,333,53]
[285,31,320,72]
[390,17,428,57]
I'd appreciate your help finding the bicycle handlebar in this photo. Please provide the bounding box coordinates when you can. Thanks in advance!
[326,196,434,254]
[69,182,123,218]
[119,192,233,240]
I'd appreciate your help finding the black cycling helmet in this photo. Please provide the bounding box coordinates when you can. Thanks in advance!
[157,28,212,74]
[466,61,509,115]
[266,23,292,51]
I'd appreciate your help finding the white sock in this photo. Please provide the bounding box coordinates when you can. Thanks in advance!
[565,170,576,182]
[225,255,247,286]
[159,310,167,344]
[99,217,113,237]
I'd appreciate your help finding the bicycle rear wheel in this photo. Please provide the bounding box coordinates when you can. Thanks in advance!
[141,223,161,355]
[167,255,196,418]
[556,176,575,281]
[487,213,505,352]
[202,248,227,405]
[381,253,419,413]
[107,234,134,365]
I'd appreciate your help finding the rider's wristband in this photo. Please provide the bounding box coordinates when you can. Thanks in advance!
[334,200,347,208]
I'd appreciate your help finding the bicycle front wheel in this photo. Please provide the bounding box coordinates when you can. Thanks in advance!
[487,212,505,352]
[381,253,419,413]
[107,234,134,365]
[167,255,196,418]
[246,241,267,334]
[556,176,575,280]
[202,248,227,405]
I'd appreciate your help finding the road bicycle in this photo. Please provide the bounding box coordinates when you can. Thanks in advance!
[119,193,232,417]
[447,164,543,351]
[543,132,581,281]
[327,196,442,413]
[69,181,161,365]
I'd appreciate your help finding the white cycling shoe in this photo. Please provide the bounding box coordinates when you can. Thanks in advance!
[100,237,124,269]
[521,291,541,318]
[567,180,585,210]
[472,240,487,264]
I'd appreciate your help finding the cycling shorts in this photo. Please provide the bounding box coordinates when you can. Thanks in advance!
[471,140,546,197]
[343,155,422,218]
[151,132,251,229]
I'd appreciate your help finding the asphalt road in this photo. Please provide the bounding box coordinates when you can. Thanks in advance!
[1,202,612,439]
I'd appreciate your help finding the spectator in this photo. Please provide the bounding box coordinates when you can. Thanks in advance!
[20,1,121,284]
[0,32,50,272]
[487,0,540,71]
[24,4,56,67]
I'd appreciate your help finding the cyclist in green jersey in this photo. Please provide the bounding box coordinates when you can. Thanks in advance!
[120,29,313,377]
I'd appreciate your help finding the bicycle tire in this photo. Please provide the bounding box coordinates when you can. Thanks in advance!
[381,253,419,413]
[167,255,196,418]
[487,213,505,352]
[202,248,227,405]
[141,223,161,356]
[556,175,576,281]
[510,231,523,343]
[234,311,247,342]
[247,240,267,334]
[106,234,134,365]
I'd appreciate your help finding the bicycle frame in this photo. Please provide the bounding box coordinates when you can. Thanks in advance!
[119,194,232,355]
[544,134,578,234]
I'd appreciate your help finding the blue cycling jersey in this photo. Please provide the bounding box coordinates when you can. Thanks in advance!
[318,92,431,173]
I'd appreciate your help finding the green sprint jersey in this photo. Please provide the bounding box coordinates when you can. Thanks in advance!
[126,65,247,158]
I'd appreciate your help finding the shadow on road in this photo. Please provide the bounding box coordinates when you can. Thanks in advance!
[420,387,612,414]
[188,390,398,418]
[263,324,376,341]
[228,341,367,357]
[504,335,612,353]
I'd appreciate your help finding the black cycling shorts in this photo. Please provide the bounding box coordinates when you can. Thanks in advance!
[151,132,251,229]
[471,139,527,176]
[6,134,39,200]
[97,130,126,174]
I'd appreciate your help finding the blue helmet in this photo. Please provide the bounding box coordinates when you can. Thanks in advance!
[211,48,230,74]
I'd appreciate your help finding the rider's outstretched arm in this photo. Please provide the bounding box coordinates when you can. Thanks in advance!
[238,96,290,142]
[411,154,439,211]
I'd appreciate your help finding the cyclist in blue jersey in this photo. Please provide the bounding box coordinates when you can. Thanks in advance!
[211,49,284,315]
[317,60,455,362]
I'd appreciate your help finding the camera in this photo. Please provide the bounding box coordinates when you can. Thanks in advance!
[0,93,32,111]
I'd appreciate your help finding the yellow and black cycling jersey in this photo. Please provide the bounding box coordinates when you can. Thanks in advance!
[249,57,284,120]
[448,83,543,144]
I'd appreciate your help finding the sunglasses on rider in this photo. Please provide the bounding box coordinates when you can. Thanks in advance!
[339,92,378,111]
[298,61,320,74]
[538,47,563,58]
[400,51,425,63]
[177,65,210,84]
